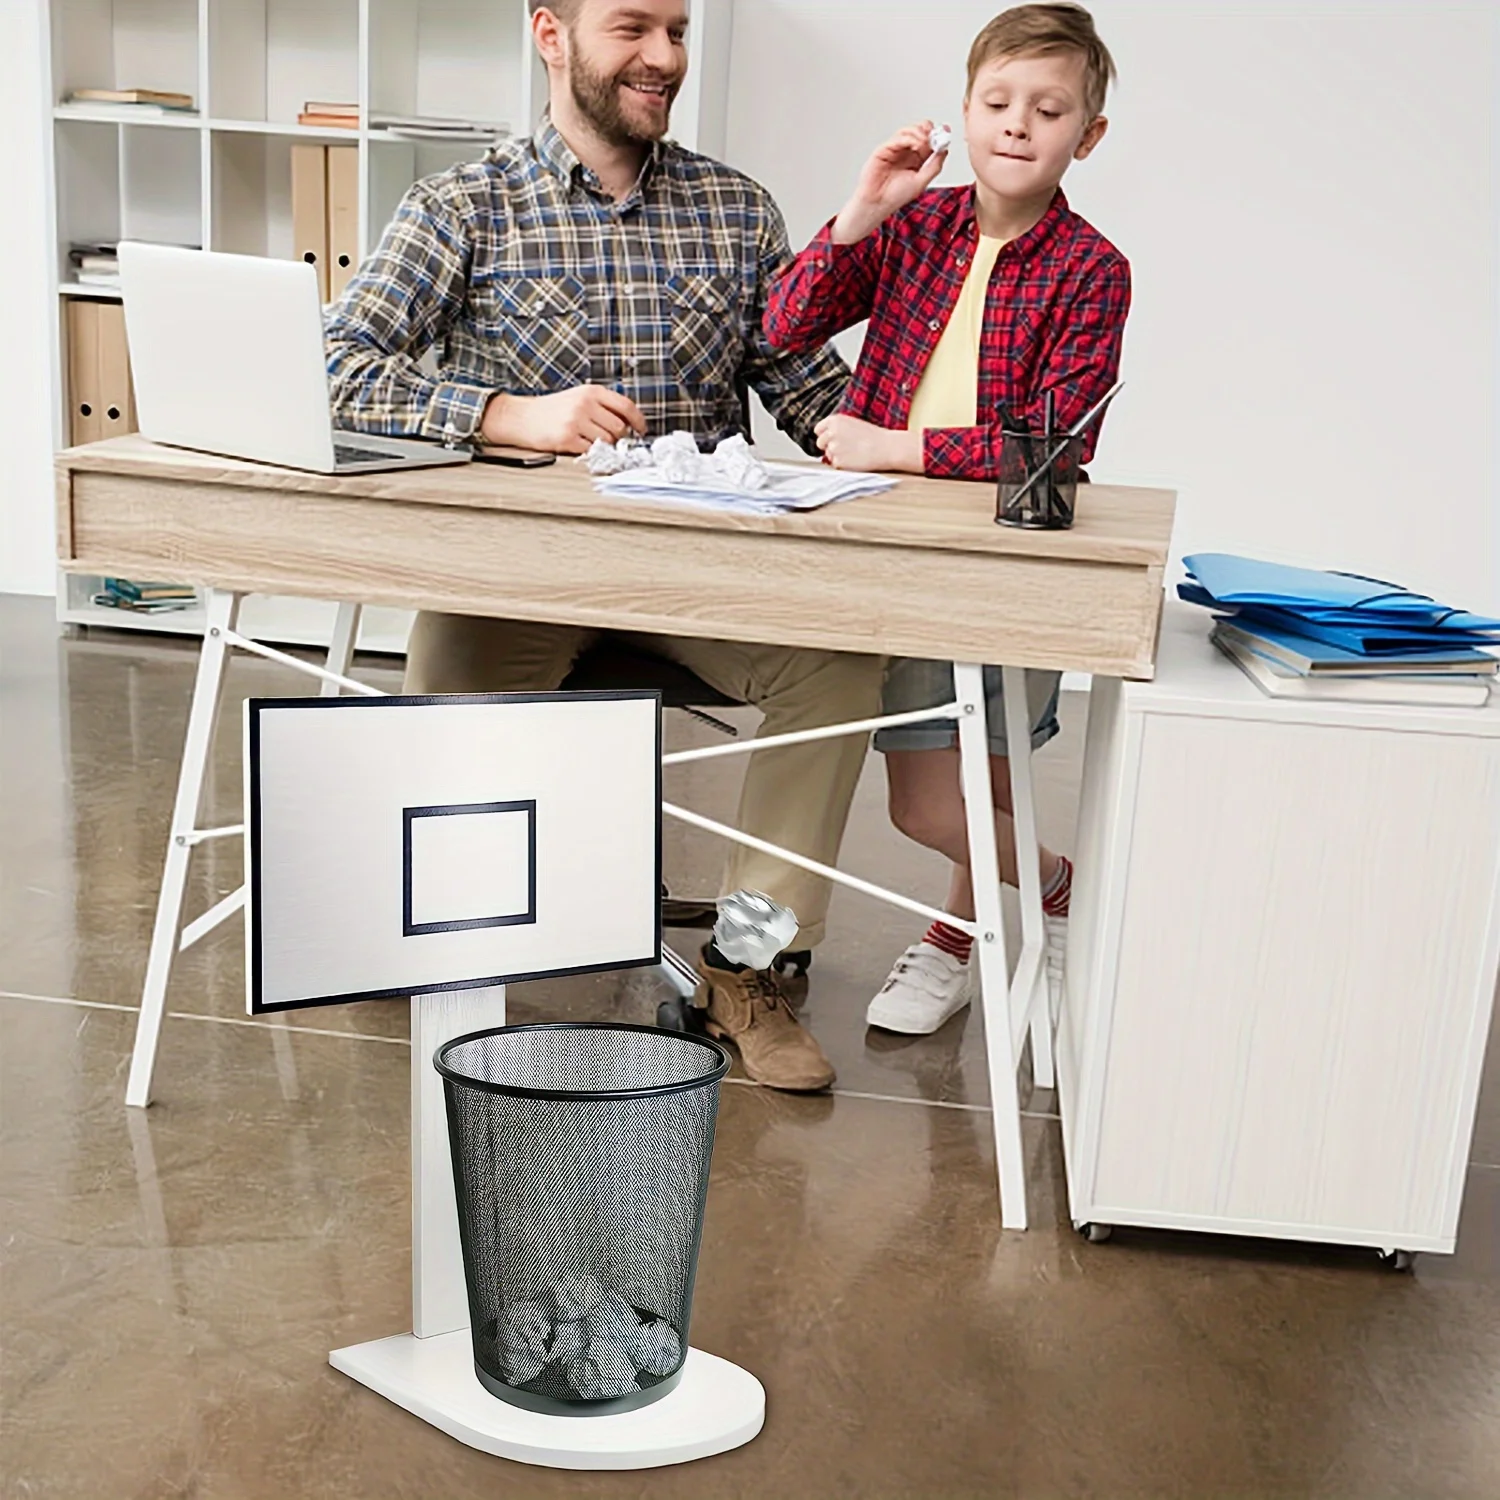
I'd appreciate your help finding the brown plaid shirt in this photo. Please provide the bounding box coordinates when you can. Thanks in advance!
[325,117,849,451]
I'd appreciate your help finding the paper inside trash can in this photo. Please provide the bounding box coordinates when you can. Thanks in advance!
[493,1276,685,1400]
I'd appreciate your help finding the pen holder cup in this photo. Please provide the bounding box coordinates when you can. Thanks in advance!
[995,430,1083,530]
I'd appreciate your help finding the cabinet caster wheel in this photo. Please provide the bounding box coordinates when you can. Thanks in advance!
[1378,1249,1417,1273]
[1076,1222,1113,1244]
[656,996,708,1035]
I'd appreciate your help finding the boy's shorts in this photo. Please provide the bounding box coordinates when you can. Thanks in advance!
[872,657,1062,758]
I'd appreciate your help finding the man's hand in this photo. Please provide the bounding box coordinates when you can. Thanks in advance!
[814,414,923,473]
[480,386,647,454]
[832,121,949,245]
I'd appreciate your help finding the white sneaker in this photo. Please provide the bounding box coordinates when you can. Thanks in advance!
[866,941,973,1034]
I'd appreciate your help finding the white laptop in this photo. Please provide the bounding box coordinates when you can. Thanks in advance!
[117,242,472,475]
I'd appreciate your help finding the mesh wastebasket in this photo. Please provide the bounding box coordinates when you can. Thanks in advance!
[435,1022,731,1417]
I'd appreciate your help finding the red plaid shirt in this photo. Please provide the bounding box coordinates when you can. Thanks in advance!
[765,187,1129,479]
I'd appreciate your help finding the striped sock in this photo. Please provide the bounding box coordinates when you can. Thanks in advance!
[923,920,973,962]
[1042,854,1073,917]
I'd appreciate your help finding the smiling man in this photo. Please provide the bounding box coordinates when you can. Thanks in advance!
[323,0,878,1094]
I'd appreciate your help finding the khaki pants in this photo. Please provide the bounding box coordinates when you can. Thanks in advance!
[405,613,885,950]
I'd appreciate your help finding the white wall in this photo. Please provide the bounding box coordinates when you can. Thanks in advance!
[0,0,56,597]
[729,0,1500,611]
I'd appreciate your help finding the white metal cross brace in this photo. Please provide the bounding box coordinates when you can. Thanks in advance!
[123,589,1054,1228]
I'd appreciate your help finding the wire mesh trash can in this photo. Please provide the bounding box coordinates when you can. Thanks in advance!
[435,1022,731,1417]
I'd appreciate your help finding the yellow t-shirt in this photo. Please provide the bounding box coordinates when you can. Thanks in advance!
[905,235,1006,432]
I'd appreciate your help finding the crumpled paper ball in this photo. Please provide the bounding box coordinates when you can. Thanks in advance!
[582,437,626,475]
[496,1299,553,1385]
[929,123,952,155]
[631,1316,683,1378]
[582,437,656,473]
[651,430,703,483]
[584,1288,644,1343]
[551,1272,606,1321]
[566,1334,641,1400]
[713,889,799,969]
[711,433,769,491]
[549,1318,585,1362]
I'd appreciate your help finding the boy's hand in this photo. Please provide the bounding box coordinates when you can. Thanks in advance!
[833,122,949,245]
[815,414,923,473]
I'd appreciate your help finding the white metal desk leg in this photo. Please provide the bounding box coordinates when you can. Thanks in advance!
[322,603,362,696]
[412,987,506,1337]
[1001,665,1053,1090]
[955,662,1028,1230]
[125,590,241,1108]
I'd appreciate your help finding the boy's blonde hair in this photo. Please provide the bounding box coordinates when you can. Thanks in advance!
[967,4,1117,120]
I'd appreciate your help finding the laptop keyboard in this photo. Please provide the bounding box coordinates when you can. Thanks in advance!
[333,441,401,466]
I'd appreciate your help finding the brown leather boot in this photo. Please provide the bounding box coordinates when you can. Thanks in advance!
[696,952,835,1092]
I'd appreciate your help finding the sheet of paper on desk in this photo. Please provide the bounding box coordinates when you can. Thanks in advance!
[594,462,897,515]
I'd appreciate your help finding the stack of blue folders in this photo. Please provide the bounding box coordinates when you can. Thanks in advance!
[1179,554,1500,708]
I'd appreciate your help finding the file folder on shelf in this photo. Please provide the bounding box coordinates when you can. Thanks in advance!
[96,302,136,435]
[291,143,330,302]
[326,145,359,302]
[66,299,137,445]
[66,299,103,446]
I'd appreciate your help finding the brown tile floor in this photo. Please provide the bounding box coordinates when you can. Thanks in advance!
[2,593,1498,1499]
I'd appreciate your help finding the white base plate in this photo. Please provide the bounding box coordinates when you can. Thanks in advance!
[330,1330,765,1470]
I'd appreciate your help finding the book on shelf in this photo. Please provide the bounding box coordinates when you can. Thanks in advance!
[70,87,195,108]
[91,593,195,614]
[67,243,121,289]
[1212,628,1494,707]
[1213,618,1498,677]
[369,111,507,138]
[300,100,358,128]
[68,242,117,264]
[102,578,197,603]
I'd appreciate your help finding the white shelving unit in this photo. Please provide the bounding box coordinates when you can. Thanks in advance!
[41,0,732,654]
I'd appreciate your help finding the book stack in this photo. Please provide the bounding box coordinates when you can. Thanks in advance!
[92,578,197,614]
[66,88,196,117]
[1180,554,1500,708]
[298,100,359,129]
[69,243,119,289]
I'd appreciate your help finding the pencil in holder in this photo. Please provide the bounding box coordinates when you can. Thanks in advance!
[995,429,1083,530]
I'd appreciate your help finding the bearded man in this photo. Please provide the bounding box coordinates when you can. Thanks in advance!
[324,0,879,1093]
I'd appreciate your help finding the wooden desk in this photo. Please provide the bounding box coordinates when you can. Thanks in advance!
[56,435,1176,1237]
[58,435,1174,677]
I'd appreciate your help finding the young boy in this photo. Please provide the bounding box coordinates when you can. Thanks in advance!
[764,3,1128,1034]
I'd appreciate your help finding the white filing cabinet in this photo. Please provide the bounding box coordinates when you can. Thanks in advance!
[1059,602,1500,1262]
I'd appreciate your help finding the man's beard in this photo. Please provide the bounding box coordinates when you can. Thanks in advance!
[567,41,678,147]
